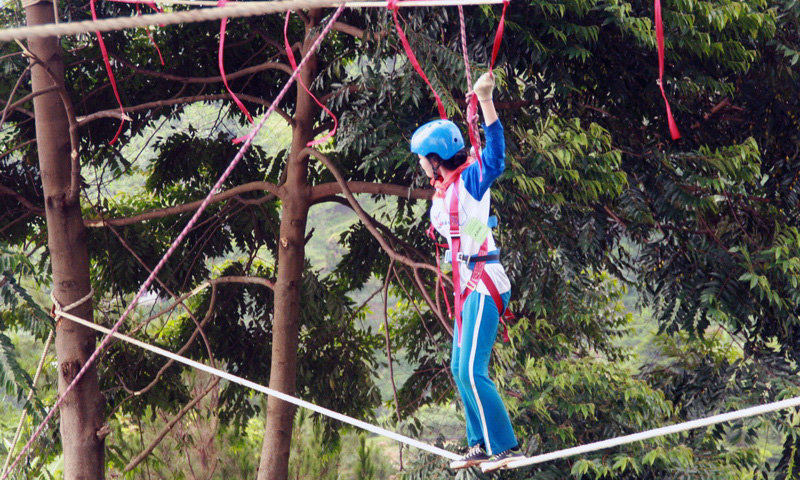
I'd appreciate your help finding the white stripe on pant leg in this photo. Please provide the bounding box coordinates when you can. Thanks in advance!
[468,294,493,455]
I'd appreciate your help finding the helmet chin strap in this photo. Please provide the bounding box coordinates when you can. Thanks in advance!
[431,159,444,179]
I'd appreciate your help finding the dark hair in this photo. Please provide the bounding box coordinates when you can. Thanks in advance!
[428,148,469,172]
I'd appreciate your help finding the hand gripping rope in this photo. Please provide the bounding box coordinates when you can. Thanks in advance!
[456,0,508,176]
[0,7,347,479]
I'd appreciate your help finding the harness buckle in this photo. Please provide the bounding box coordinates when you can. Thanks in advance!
[455,252,471,264]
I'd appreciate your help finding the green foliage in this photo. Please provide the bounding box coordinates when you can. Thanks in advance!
[2,0,800,476]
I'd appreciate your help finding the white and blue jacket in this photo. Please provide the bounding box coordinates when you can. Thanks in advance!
[429,120,511,296]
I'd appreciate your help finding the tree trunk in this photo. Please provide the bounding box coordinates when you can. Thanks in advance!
[24,2,106,478]
[256,9,320,480]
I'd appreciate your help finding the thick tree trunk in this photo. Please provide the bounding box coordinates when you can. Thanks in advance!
[24,2,106,478]
[256,10,320,480]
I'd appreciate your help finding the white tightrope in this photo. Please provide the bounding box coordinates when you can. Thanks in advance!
[1,0,506,42]
[53,307,460,461]
[500,394,800,471]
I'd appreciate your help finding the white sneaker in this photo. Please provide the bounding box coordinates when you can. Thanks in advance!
[449,444,490,470]
[480,447,525,473]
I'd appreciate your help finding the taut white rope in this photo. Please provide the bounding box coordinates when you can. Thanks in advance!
[497,394,800,471]
[53,306,460,461]
[1,0,506,42]
[51,288,94,316]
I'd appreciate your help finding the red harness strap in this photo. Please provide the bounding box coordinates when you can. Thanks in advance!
[447,177,511,345]
[427,223,453,320]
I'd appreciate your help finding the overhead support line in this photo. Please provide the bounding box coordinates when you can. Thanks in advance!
[0,0,506,42]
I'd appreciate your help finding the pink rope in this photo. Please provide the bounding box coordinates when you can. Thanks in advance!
[0,6,345,479]
[218,0,254,124]
[458,5,482,176]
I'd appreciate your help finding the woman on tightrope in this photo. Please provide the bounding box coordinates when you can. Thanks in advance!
[410,71,523,472]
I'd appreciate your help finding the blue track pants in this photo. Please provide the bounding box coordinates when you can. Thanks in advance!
[451,290,517,455]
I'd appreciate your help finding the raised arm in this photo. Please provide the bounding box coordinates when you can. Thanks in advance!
[462,72,505,200]
[474,72,498,125]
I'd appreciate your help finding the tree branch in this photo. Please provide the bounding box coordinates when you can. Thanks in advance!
[332,21,364,39]
[331,21,390,42]
[0,138,37,162]
[84,181,281,227]
[310,181,432,204]
[113,55,293,83]
[0,184,44,215]
[305,148,433,273]
[305,146,448,328]
[77,93,293,126]
[123,377,220,473]
[209,275,275,290]
[0,64,32,130]
[317,83,362,106]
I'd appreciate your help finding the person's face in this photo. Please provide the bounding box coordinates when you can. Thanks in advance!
[419,154,435,179]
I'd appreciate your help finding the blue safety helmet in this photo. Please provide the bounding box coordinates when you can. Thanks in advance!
[410,119,464,161]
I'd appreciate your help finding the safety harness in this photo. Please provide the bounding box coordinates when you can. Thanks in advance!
[428,166,514,346]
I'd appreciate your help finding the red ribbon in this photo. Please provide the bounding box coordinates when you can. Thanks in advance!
[218,0,253,125]
[387,0,447,120]
[284,12,338,147]
[654,0,681,140]
[90,0,126,144]
[490,0,509,69]
[136,3,165,66]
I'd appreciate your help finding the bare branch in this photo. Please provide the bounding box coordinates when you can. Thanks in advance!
[305,146,449,329]
[113,54,294,83]
[209,275,275,290]
[77,93,293,126]
[310,181,432,204]
[0,139,37,162]
[330,22,389,42]
[305,147,435,273]
[332,21,364,39]
[128,284,219,396]
[84,180,281,227]
[0,64,32,130]
[123,377,220,473]
[0,184,44,215]
[318,83,361,105]
[313,194,432,265]
[0,86,56,120]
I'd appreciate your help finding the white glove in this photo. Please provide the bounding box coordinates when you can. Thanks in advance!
[473,72,495,101]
